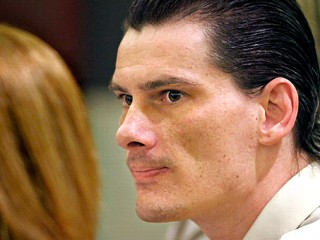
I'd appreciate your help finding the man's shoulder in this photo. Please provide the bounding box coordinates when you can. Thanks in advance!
[280,202,320,240]
[280,214,320,240]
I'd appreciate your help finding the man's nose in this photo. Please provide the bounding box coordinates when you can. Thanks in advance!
[116,107,156,150]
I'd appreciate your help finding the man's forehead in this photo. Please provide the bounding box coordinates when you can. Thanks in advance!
[116,22,209,69]
[120,21,206,51]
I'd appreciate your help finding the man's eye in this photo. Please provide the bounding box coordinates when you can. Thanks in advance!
[120,94,133,106]
[165,90,183,103]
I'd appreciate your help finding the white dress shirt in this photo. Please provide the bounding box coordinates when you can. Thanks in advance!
[165,162,320,240]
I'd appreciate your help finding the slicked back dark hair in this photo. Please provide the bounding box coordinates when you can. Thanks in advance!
[125,0,320,161]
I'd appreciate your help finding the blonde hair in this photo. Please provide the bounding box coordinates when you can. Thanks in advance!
[0,24,100,239]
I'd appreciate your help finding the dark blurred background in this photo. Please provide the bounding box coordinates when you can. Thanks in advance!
[0,0,131,89]
[0,1,319,240]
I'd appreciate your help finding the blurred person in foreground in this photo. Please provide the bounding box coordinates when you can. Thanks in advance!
[110,0,320,239]
[0,24,100,240]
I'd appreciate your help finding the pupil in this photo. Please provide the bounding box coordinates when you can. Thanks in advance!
[125,95,133,105]
[169,91,181,102]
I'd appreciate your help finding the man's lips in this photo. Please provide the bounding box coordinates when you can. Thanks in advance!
[130,167,169,181]
[127,155,172,183]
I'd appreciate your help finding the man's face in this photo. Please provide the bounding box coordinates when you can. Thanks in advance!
[112,21,260,224]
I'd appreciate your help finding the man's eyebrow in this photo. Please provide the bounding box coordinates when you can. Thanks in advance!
[109,77,200,93]
[108,81,128,93]
[138,77,200,90]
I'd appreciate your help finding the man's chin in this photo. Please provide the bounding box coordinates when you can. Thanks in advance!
[135,202,186,223]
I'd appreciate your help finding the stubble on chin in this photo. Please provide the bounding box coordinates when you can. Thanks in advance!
[135,200,187,223]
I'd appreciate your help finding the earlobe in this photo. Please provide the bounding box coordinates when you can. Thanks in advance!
[258,78,298,145]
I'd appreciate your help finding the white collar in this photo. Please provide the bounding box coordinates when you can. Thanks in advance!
[244,162,320,240]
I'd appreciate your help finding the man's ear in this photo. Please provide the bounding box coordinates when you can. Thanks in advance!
[258,77,298,145]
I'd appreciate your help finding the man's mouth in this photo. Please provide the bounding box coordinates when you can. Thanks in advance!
[131,167,169,182]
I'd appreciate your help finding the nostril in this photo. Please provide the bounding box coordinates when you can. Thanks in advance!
[128,141,145,148]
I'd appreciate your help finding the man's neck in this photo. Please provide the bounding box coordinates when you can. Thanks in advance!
[192,144,309,240]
